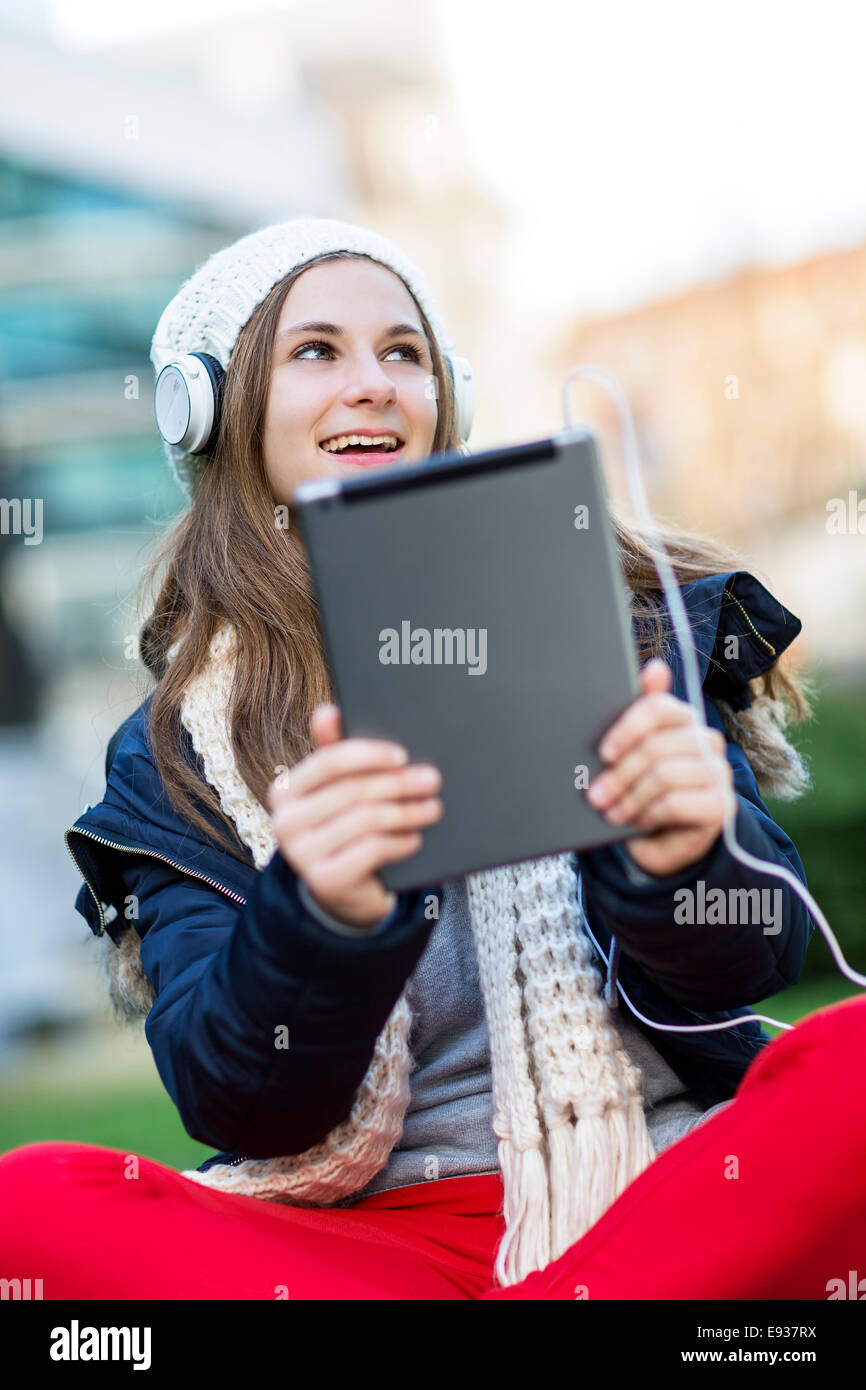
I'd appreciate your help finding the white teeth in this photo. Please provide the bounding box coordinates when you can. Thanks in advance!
[320,434,401,452]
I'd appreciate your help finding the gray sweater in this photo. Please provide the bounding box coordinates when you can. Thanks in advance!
[298,869,719,1203]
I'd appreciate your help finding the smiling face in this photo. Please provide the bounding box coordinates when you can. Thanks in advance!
[262,256,439,505]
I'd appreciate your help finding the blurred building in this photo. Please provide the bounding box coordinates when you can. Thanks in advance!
[553,243,866,678]
[0,12,505,740]
[0,6,505,1046]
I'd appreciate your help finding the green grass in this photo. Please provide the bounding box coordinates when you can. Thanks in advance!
[0,1071,213,1172]
[0,977,859,1172]
[0,1020,214,1172]
[754,975,861,1036]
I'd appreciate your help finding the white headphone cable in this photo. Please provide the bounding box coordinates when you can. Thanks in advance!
[562,364,866,1036]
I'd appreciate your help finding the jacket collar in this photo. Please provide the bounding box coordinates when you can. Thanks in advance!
[65,688,256,941]
[668,570,801,710]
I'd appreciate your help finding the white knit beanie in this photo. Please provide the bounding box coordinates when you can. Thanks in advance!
[150,217,460,504]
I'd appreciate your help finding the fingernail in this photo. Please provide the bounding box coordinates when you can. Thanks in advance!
[599,739,616,761]
[587,779,609,807]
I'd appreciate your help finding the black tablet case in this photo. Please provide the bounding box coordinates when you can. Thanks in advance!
[292,429,642,891]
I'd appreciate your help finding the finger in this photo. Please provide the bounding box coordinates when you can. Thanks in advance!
[600,754,731,825]
[588,726,727,808]
[310,703,342,747]
[280,734,410,799]
[288,794,443,866]
[638,658,673,696]
[599,687,698,764]
[304,831,425,902]
[272,762,442,836]
[623,782,737,833]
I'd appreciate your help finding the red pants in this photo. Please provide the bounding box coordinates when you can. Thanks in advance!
[2,995,865,1300]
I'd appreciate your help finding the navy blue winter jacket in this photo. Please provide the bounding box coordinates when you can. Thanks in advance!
[65,569,814,1173]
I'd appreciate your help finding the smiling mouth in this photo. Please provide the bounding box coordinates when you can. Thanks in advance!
[318,440,406,466]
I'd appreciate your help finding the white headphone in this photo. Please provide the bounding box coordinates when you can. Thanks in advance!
[153,347,475,458]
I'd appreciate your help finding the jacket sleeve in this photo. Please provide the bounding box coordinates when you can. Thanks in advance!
[576,571,815,1011]
[123,849,439,1156]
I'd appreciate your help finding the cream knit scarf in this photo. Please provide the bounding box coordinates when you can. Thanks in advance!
[164,623,656,1286]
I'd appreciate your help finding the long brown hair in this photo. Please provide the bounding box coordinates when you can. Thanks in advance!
[137,251,813,867]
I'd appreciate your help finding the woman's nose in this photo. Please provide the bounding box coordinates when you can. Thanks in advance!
[344,355,397,404]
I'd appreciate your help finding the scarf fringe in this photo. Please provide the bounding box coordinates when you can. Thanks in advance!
[610,1093,657,1194]
[573,1110,618,1250]
[501,1096,659,1283]
[495,1141,551,1286]
[547,1119,576,1262]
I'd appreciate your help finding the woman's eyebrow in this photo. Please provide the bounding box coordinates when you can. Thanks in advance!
[275,320,428,344]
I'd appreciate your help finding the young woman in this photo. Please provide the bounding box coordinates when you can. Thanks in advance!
[2,217,865,1301]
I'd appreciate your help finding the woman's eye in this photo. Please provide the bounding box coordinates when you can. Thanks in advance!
[294,342,333,361]
[385,345,422,362]
[293,342,422,363]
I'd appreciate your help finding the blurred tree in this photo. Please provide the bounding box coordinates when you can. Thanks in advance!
[766,680,866,985]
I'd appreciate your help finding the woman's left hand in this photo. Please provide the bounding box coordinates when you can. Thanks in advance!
[586,658,737,878]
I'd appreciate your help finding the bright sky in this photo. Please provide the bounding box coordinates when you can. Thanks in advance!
[431,0,866,323]
[46,0,866,323]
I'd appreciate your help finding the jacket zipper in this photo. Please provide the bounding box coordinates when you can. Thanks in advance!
[64,826,247,937]
[722,585,777,655]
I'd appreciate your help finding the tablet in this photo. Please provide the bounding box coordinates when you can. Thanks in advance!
[292,429,642,892]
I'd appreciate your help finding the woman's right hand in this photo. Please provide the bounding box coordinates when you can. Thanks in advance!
[265,704,444,930]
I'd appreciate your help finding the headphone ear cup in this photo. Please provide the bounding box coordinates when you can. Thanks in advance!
[444,353,474,444]
[153,351,225,455]
[190,353,225,455]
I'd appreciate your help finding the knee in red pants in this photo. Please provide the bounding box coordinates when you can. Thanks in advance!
[0,1139,85,1194]
[740,992,866,1103]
